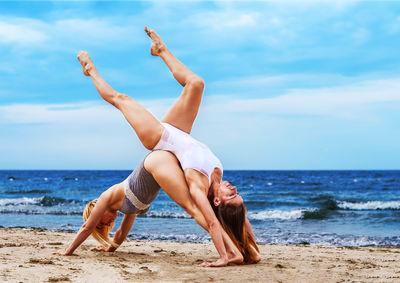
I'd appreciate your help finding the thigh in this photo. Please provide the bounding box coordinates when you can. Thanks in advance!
[144,151,196,210]
[116,94,164,150]
[162,80,203,134]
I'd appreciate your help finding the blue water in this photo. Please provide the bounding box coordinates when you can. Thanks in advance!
[1,170,399,246]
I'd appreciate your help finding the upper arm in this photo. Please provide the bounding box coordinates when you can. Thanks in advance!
[84,192,111,230]
[185,169,219,227]
[189,185,219,228]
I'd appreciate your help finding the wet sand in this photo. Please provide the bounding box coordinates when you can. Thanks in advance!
[1,228,400,282]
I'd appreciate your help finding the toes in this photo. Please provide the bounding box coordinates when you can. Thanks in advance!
[144,26,156,38]
[144,26,152,36]
[77,51,88,62]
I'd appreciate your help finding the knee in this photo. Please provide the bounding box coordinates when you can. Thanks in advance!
[111,92,130,108]
[187,76,204,90]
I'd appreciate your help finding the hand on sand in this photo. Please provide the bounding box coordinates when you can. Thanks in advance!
[53,248,70,256]
[199,257,229,267]
[91,245,112,252]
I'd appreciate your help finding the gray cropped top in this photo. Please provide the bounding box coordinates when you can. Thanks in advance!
[119,158,160,214]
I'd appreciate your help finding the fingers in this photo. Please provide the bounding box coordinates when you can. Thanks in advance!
[199,259,228,267]
[91,246,108,252]
[53,249,67,256]
[199,261,211,267]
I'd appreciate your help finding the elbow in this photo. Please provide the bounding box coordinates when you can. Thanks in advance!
[207,219,220,231]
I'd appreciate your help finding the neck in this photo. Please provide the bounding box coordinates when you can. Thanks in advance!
[209,168,222,198]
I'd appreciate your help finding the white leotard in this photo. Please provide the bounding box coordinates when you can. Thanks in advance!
[153,123,223,187]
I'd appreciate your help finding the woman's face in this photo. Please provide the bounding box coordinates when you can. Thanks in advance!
[217,181,243,206]
[97,210,117,229]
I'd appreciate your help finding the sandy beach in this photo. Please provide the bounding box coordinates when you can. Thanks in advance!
[0,229,399,282]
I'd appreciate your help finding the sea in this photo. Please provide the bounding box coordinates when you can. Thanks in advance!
[1,170,399,246]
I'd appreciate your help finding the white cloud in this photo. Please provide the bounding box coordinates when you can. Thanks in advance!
[2,75,398,129]
[52,18,136,47]
[0,16,138,51]
[210,73,352,89]
[0,19,47,46]
[388,15,400,34]
[352,27,369,45]
[0,74,399,169]
[188,10,259,31]
[0,99,174,126]
[206,77,400,120]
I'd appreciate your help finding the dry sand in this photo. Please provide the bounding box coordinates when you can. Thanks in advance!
[1,228,400,282]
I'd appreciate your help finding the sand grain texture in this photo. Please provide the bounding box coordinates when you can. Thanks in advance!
[1,229,400,282]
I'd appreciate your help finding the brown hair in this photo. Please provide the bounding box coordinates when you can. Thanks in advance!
[83,199,117,247]
[212,202,259,263]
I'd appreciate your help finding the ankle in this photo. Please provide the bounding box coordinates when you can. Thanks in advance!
[87,66,98,77]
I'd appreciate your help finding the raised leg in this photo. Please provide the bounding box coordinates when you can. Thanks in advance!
[145,27,204,134]
[77,51,163,150]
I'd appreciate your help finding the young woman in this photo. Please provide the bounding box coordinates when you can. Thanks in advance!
[55,27,260,266]
[54,150,243,266]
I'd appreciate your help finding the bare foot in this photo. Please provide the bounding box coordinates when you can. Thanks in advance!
[228,253,244,265]
[77,51,96,76]
[144,26,166,56]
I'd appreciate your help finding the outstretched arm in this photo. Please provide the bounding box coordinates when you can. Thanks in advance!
[189,185,229,267]
[53,191,111,256]
[92,214,136,252]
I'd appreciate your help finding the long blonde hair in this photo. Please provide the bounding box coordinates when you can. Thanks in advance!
[83,199,117,247]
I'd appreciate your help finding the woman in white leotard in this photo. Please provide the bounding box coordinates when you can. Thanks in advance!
[76,27,260,266]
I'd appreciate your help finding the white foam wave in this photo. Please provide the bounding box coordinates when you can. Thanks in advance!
[129,232,210,242]
[0,209,81,215]
[338,200,400,210]
[0,197,41,206]
[248,208,315,220]
[143,211,191,219]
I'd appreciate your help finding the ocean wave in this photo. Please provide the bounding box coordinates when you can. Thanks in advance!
[309,195,339,210]
[248,209,316,220]
[140,211,191,219]
[128,232,210,242]
[0,209,81,215]
[0,197,40,206]
[2,189,53,195]
[257,231,400,247]
[338,201,400,210]
[0,196,81,207]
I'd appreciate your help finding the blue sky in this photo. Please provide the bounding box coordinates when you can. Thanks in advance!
[0,1,399,170]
